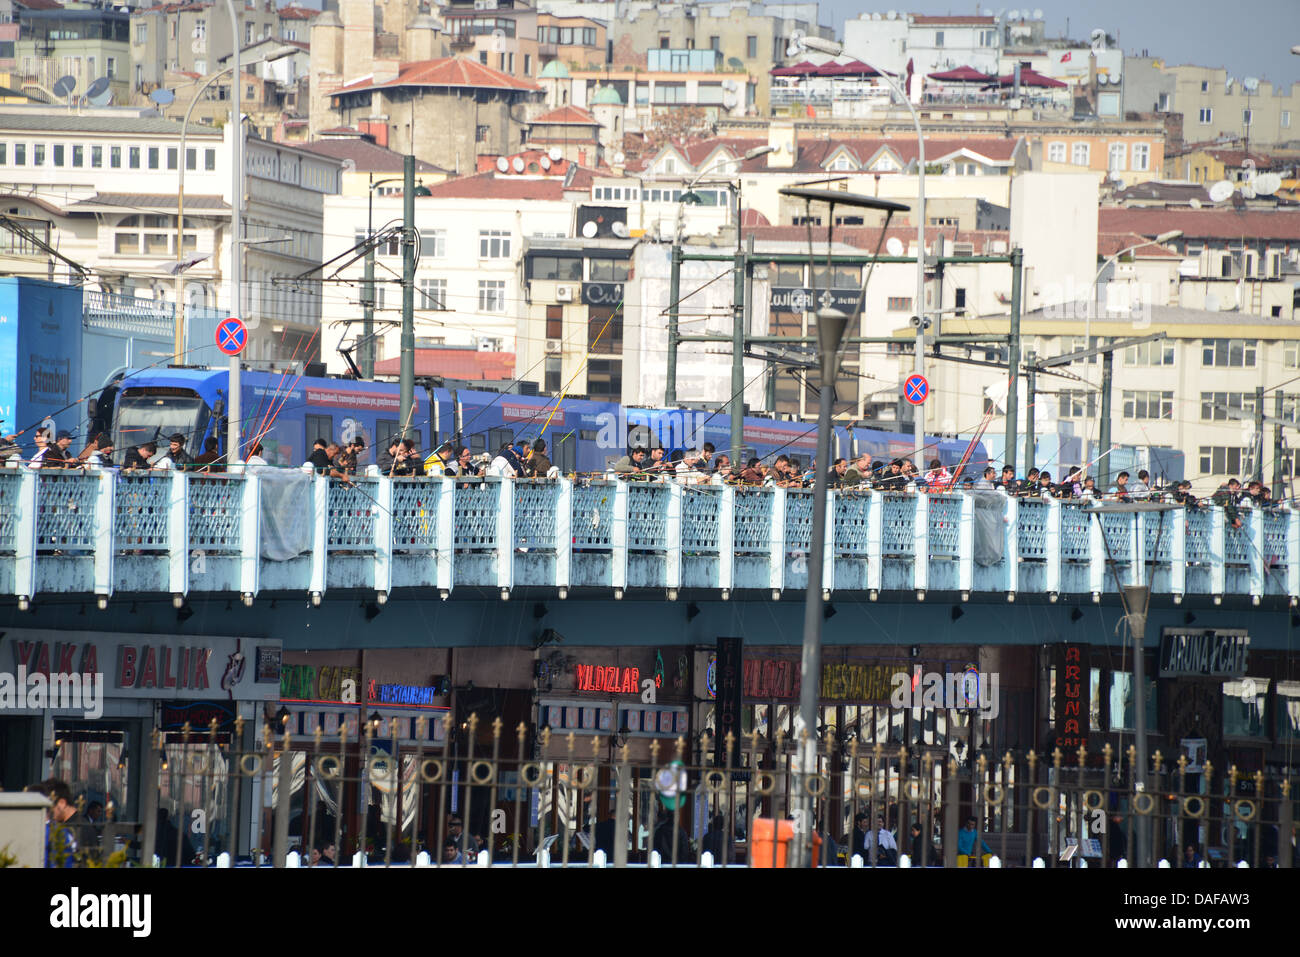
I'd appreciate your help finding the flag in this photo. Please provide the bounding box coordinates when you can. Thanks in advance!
[1061,51,1072,63]
[806,104,816,118]
[905,57,914,97]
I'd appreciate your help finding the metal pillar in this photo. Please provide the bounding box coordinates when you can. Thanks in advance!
[1255,385,1265,483]
[1274,391,1285,500]
[1004,246,1024,472]
[729,191,746,462]
[666,242,682,406]
[399,154,415,436]
[1024,350,1036,472]
[1097,346,1113,490]
[225,0,242,466]
[1123,584,1151,868]
[362,175,377,379]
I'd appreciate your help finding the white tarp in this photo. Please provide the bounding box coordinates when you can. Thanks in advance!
[257,468,314,560]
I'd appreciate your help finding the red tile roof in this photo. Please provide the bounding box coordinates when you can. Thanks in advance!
[297,138,447,174]
[1099,207,1300,241]
[333,57,541,96]
[374,349,516,380]
[1097,231,1181,259]
[1202,149,1273,169]
[277,4,317,19]
[532,105,599,126]
[420,172,565,201]
[15,0,66,9]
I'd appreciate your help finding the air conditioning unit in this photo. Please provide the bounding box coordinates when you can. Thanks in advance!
[545,339,562,354]
[555,285,574,302]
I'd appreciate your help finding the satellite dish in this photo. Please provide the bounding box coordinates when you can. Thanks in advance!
[148,87,175,106]
[581,221,598,238]
[539,155,551,170]
[496,156,509,173]
[1241,184,1256,199]
[548,146,564,163]
[52,75,76,97]
[727,56,745,70]
[1208,180,1235,203]
[885,236,905,256]
[1244,76,1260,92]
[85,76,112,105]
[1033,7,1043,18]
[1189,198,1202,209]
[613,152,625,165]
[512,156,525,173]
[723,93,738,109]
[723,80,737,92]
[1255,172,1282,195]
[611,221,630,238]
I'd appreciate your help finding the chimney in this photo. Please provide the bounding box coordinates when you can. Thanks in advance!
[767,121,796,168]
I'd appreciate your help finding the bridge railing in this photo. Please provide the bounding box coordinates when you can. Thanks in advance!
[2,465,1297,606]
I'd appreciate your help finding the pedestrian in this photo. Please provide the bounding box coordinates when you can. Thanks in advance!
[245,442,268,466]
[850,811,871,861]
[27,427,53,469]
[487,442,526,478]
[123,441,157,470]
[844,453,872,487]
[997,465,1019,493]
[763,454,799,488]
[527,438,553,477]
[45,430,75,468]
[739,457,765,485]
[29,777,81,867]
[1130,469,1151,496]
[868,813,899,865]
[377,436,402,474]
[424,442,456,476]
[1213,478,1244,528]
[84,437,115,468]
[194,436,223,472]
[307,437,332,473]
[1109,470,1132,500]
[909,821,932,866]
[956,816,992,868]
[973,466,995,490]
[826,457,848,488]
[924,458,951,489]
[1181,844,1202,868]
[0,432,20,464]
[612,446,648,475]
[155,433,192,470]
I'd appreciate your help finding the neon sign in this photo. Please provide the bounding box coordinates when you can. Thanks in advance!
[574,664,641,694]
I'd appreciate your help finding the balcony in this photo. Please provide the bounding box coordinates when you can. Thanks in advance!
[2,470,1292,606]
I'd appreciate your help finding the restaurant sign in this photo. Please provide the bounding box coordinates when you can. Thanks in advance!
[1158,629,1249,678]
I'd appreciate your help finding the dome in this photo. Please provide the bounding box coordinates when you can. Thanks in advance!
[591,85,623,105]
[539,60,571,79]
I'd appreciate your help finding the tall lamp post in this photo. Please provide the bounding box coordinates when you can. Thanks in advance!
[664,144,774,414]
[362,172,427,380]
[1088,230,1181,489]
[780,187,909,868]
[796,34,929,469]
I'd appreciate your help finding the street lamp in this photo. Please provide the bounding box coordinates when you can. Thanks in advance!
[780,186,909,868]
[1087,229,1182,489]
[361,174,429,380]
[795,34,929,469]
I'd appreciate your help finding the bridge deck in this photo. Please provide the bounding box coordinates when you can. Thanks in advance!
[1,468,1294,605]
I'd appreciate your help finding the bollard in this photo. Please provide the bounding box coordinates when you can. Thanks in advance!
[850,854,864,868]
[352,851,366,868]
[1236,861,1249,868]
[1032,857,1045,868]
[216,852,231,869]
[539,849,551,868]
[415,851,431,867]
[699,851,713,868]
[898,854,911,869]
[286,851,300,868]
[1158,859,1170,868]
[989,856,1001,868]
[477,850,489,867]
[1079,859,1088,868]
[1117,859,1128,868]
[594,849,609,868]
[650,850,662,868]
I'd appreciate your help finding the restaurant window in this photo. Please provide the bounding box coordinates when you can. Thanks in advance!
[1222,678,1267,738]
[545,304,563,339]
[588,258,628,282]
[528,255,581,281]
[1107,671,1157,731]
[587,306,623,354]
[586,358,621,397]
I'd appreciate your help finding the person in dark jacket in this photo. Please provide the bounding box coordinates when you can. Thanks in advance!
[123,441,157,470]
[1212,478,1243,528]
[194,436,224,472]
[528,438,553,477]
[307,438,331,473]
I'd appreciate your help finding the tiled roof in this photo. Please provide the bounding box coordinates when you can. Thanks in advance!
[1097,231,1181,259]
[0,113,205,136]
[750,224,1010,254]
[1099,207,1300,241]
[565,166,597,190]
[911,14,996,25]
[635,135,1022,173]
[15,0,66,9]
[419,172,565,201]
[374,349,516,380]
[277,4,317,19]
[532,105,599,126]
[332,57,541,96]
[296,138,447,174]
[1202,149,1273,169]
[67,193,229,212]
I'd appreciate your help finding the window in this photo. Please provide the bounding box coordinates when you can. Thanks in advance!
[746,35,757,58]
[934,31,944,47]
[1123,339,1175,366]
[148,147,159,169]
[588,258,628,282]
[33,143,45,166]
[418,279,446,309]
[1107,143,1126,171]
[1122,390,1173,419]
[545,304,564,339]
[52,144,64,167]
[710,35,720,52]
[1047,142,1066,163]
[1058,390,1097,418]
[1223,678,1267,738]
[475,124,490,143]
[1201,392,1257,421]
[1130,142,1150,171]
[954,288,966,318]
[586,358,621,397]
[199,148,214,171]
[90,145,102,168]
[379,233,401,257]
[106,57,116,79]
[184,148,196,171]
[167,148,177,170]
[135,22,147,43]
[1201,338,1257,367]
[1071,142,1090,166]
[544,355,562,393]
[1157,92,1170,112]
[13,143,24,165]
[478,280,506,312]
[108,146,121,168]
[1283,111,1292,129]
[1108,672,1157,732]
[1199,446,1249,476]
[528,255,582,281]
[886,296,913,312]
[1199,107,1213,124]
[524,54,531,75]
[420,230,446,257]
[1201,80,1209,92]
[587,306,623,354]
[245,21,253,43]
[72,144,82,166]
[129,146,140,169]
[479,229,511,258]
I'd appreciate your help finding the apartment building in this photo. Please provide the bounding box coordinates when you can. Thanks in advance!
[14,4,130,102]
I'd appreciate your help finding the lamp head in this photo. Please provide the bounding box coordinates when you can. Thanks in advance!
[1154,229,1182,243]
[743,145,775,161]
[797,34,844,57]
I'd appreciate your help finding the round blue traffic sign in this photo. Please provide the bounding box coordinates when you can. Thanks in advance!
[216,317,247,356]
[903,373,929,405]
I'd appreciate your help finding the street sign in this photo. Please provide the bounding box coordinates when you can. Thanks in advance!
[903,373,929,405]
[216,317,247,356]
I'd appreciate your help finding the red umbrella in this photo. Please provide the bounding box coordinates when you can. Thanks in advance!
[814,59,888,77]
[988,67,1068,88]
[770,60,819,77]
[927,65,994,82]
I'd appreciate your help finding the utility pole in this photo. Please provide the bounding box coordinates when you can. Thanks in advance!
[362,174,377,379]
[1004,246,1024,472]
[1097,344,1113,491]
[399,154,415,438]
[1255,385,1265,483]
[729,185,747,462]
[1274,392,1285,500]
[665,242,681,406]
[225,0,242,466]
[1024,349,1036,472]
[1122,583,1152,869]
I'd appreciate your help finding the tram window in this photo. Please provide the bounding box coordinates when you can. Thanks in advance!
[488,428,514,452]
[305,414,333,449]
[376,418,400,450]
[551,431,576,473]
[469,433,486,453]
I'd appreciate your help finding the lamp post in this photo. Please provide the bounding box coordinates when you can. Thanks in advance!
[1088,230,1181,489]
[796,35,928,469]
[362,174,423,380]
[780,187,909,868]
[664,145,773,410]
